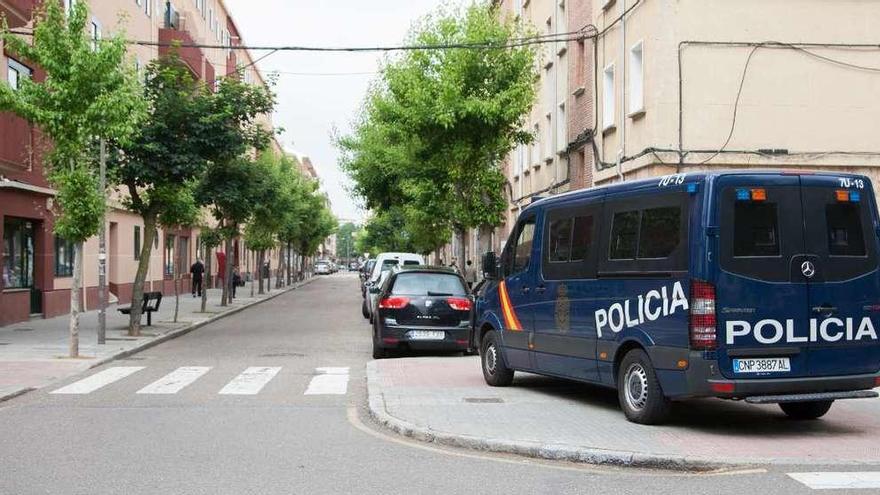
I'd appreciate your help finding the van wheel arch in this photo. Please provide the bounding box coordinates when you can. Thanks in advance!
[613,341,646,386]
[477,323,496,352]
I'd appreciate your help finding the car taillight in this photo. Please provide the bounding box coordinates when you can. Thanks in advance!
[446,297,472,311]
[690,280,717,350]
[379,296,410,309]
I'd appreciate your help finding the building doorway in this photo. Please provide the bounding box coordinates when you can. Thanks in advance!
[3,217,40,314]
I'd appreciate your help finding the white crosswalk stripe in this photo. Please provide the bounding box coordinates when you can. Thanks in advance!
[304,367,350,395]
[219,366,282,395]
[137,366,212,394]
[50,366,145,395]
[788,472,880,490]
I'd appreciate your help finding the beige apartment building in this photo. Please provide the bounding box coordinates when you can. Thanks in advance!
[0,0,287,325]
[592,0,880,185]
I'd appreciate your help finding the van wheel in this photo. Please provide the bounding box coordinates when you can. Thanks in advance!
[481,330,514,386]
[361,300,370,319]
[617,349,671,425]
[779,400,833,420]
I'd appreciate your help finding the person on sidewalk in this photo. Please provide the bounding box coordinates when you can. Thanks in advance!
[190,258,205,297]
[231,266,241,299]
[465,259,478,291]
[449,258,459,275]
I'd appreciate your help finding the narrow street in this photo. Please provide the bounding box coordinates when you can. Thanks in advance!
[0,274,869,494]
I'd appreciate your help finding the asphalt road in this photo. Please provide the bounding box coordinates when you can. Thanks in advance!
[0,273,872,494]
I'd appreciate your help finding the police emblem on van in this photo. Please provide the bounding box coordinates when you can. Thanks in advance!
[594,282,689,338]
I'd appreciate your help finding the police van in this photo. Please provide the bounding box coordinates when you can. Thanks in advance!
[474,170,880,424]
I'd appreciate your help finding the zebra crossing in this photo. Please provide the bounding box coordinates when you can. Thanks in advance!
[49,365,350,397]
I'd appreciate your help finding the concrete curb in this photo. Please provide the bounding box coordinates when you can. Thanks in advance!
[365,361,727,472]
[0,276,318,403]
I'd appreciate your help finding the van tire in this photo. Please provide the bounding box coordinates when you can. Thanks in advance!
[617,349,671,425]
[481,330,514,387]
[779,400,833,420]
[362,300,370,319]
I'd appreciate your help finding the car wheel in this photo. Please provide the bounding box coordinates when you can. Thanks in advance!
[779,400,833,420]
[617,349,671,425]
[372,339,387,359]
[361,300,370,319]
[480,330,514,386]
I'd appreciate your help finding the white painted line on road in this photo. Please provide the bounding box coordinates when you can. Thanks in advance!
[304,367,350,395]
[219,367,282,395]
[50,366,145,395]
[136,366,212,394]
[788,472,880,490]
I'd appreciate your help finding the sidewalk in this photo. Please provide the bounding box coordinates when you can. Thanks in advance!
[0,278,314,402]
[367,356,880,470]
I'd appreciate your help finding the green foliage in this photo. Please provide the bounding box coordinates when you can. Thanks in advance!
[338,3,536,251]
[0,0,147,242]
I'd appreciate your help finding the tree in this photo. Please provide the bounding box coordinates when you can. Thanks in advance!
[195,76,276,306]
[243,152,289,295]
[111,53,217,336]
[336,222,361,263]
[339,4,536,266]
[0,1,145,356]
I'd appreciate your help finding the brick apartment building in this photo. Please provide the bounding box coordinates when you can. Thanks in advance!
[0,0,281,326]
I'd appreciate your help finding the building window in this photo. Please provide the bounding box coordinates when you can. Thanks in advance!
[134,226,141,260]
[629,41,645,116]
[544,113,552,159]
[531,123,540,165]
[6,58,31,90]
[64,0,74,17]
[54,236,75,277]
[2,218,34,289]
[164,234,176,276]
[90,20,101,51]
[178,236,190,274]
[603,64,615,131]
[557,102,566,153]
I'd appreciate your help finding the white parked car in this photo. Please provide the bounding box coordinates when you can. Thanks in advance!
[315,261,331,275]
[362,252,424,320]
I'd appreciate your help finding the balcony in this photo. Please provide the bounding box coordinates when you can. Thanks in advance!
[158,23,204,80]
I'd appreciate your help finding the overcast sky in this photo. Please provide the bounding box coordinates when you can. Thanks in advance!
[224,0,446,223]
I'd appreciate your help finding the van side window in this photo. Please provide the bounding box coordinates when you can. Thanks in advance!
[826,203,865,256]
[734,202,780,257]
[543,205,599,280]
[639,207,681,258]
[609,210,639,260]
[513,220,535,274]
[548,216,594,263]
[570,216,594,261]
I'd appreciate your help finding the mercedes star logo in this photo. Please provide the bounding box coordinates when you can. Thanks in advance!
[801,261,816,278]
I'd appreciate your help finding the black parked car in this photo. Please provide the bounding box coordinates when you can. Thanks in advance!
[360,259,376,296]
[371,266,473,359]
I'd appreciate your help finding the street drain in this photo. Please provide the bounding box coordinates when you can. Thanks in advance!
[0,342,10,346]
[463,397,504,404]
[120,356,146,361]
[13,327,33,332]
[259,352,305,358]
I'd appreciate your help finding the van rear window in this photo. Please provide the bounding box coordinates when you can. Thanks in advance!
[733,202,780,257]
[826,203,865,256]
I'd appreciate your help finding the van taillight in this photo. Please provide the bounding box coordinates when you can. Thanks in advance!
[379,296,410,309]
[690,280,717,350]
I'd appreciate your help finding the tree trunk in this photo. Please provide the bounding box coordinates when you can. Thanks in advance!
[266,254,272,293]
[129,213,157,337]
[249,249,255,298]
[68,241,82,358]
[256,250,263,294]
[456,226,466,277]
[200,242,209,313]
[173,249,180,323]
[222,237,233,306]
[275,246,283,289]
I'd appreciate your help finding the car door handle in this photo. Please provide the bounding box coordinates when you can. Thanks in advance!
[521,287,530,294]
[535,285,546,294]
[811,305,838,315]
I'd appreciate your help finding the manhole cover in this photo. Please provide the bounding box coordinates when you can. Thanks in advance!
[0,342,10,346]
[13,327,33,332]
[259,352,305,358]
[463,397,504,404]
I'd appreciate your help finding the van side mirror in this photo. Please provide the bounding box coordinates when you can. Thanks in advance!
[481,251,498,279]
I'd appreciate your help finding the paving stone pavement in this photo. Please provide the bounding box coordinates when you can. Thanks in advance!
[0,278,314,401]
[367,356,880,469]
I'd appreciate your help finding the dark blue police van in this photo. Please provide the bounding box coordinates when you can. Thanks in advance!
[474,170,880,424]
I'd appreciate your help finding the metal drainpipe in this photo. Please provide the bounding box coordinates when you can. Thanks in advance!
[617,0,626,182]
[553,2,559,190]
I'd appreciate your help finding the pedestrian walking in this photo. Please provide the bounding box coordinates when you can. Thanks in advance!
[231,266,241,299]
[449,258,459,275]
[190,258,205,297]
[465,259,478,291]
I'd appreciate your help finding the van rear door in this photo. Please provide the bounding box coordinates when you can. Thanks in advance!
[800,175,880,377]
[715,175,811,379]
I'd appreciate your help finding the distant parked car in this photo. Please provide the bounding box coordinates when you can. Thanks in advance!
[315,261,331,275]
[349,262,359,271]
[371,266,473,359]
[363,252,425,320]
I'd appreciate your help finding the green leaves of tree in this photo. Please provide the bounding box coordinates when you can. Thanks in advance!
[339,3,536,254]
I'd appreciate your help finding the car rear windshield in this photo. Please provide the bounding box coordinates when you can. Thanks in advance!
[390,273,467,296]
